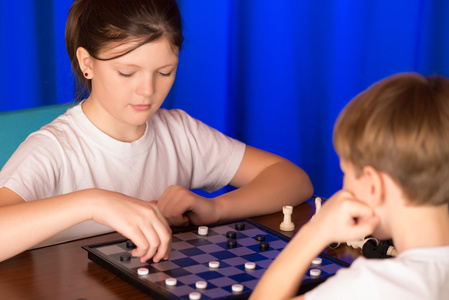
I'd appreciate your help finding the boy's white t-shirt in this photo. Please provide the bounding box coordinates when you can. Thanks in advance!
[305,246,449,300]
[0,104,246,246]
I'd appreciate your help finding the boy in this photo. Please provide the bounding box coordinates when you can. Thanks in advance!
[251,73,449,299]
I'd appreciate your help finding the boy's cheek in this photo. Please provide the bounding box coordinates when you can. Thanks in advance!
[372,220,390,240]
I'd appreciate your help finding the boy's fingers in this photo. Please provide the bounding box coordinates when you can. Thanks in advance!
[345,215,379,241]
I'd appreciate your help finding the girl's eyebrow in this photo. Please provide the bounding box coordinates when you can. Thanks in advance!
[111,62,178,69]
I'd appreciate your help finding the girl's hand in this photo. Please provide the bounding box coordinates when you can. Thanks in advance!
[157,185,220,227]
[89,189,172,263]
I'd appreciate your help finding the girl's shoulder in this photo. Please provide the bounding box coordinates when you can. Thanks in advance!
[154,108,190,120]
[152,108,201,129]
[25,104,84,147]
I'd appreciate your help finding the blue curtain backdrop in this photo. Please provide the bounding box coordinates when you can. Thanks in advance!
[1,0,448,198]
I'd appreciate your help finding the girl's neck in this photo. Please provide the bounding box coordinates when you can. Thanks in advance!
[81,98,146,143]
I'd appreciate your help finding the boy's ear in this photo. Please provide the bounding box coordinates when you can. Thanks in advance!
[76,47,94,79]
[362,165,385,207]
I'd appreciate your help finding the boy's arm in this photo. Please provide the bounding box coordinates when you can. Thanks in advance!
[250,190,379,300]
[250,220,327,299]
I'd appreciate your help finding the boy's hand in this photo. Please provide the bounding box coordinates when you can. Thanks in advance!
[308,190,380,246]
[89,190,172,263]
[157,185,220,227]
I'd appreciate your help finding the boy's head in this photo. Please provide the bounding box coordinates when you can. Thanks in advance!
[333,73,449,206]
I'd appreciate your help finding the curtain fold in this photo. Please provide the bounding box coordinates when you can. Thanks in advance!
[1,0,448,197]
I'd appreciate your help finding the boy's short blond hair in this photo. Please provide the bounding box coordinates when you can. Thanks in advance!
[333,73,449,206]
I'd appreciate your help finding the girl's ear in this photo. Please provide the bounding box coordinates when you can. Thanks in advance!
[362,165,385,208]
[76,47,94,79]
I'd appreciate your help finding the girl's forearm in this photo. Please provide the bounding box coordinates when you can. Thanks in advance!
[0,190,95,262]
[215,161,313,222]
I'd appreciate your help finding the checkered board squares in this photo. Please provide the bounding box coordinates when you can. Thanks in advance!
[83,219,348,300]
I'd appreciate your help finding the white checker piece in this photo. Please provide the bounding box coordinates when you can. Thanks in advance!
[232,284,244,293]
[189,292,201,300]
[198,226,209,236]
[245,262,256,270]
[312,257,322,265]
[165,277,177,286]
[196,280,207,289]
[137,267,149,276]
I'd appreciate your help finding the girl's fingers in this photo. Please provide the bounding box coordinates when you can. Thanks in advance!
[151,223,172,262]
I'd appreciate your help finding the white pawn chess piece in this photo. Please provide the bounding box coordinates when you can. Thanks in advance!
[280,205,295,231]
[346,239,365,249]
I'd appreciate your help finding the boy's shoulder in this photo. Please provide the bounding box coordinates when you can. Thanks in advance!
[306,246,449,300]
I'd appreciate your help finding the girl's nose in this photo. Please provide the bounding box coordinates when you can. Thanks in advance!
[136,76,154,97]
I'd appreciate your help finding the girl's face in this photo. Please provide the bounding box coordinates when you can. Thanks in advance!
[83,36,179,142]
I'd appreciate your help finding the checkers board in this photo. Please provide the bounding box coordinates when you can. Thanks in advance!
[83,219,348,299]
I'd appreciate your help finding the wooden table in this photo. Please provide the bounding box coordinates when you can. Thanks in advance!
[0,199,362,299]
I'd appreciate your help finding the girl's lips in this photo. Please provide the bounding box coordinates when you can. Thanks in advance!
[131,104,151,111]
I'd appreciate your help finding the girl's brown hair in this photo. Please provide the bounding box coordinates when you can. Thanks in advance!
[334,73,449,206]
[65,0,183,93]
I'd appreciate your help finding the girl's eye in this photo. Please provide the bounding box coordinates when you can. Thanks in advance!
[158,71,172,77]
[118,72,133,77]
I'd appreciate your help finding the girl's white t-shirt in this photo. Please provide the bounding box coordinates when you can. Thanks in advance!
[0,104,245,246]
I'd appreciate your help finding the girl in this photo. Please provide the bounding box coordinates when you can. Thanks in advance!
[0,0,313,263]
